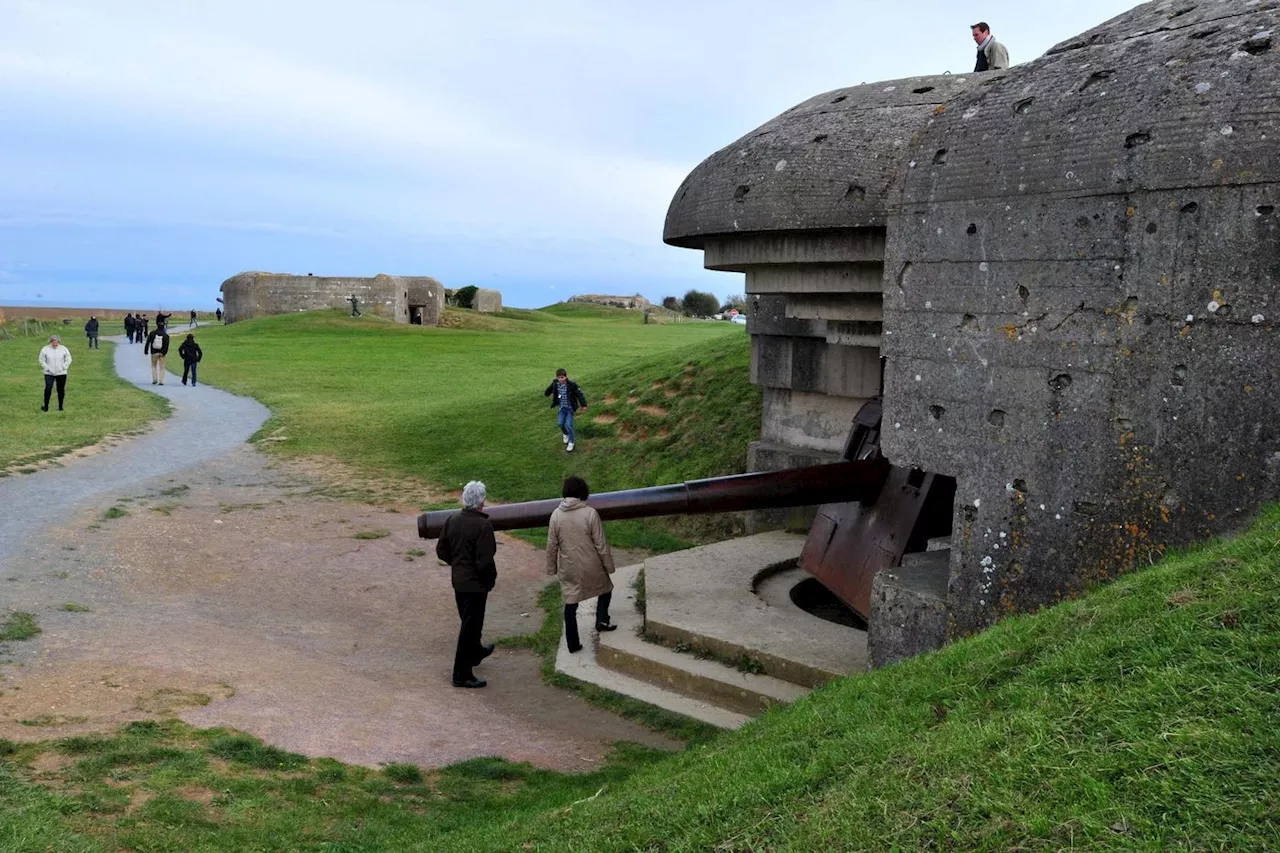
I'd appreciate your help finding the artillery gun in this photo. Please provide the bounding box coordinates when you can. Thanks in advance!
[418,400,955,621]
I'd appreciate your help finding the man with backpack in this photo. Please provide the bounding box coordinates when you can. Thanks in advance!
[144,323,170,385]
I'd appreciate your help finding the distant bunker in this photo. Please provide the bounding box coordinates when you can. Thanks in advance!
[219,272,446,326]
[666,0,1279,662]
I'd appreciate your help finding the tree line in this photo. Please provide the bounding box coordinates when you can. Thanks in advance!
[662,291,746,318]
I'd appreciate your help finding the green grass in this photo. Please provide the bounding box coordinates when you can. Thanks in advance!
[0,333,170,469]
[59,603,91,613]
[0,612,40,642]
[3,506,1277,849]
[196,306,756,548]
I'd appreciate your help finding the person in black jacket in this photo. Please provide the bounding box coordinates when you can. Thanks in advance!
[543,368,588,452]
[435,480,497,688]
[124,313,136,344]
[144,324,170,385]
[178,334,202,386]
[84,315,99,349]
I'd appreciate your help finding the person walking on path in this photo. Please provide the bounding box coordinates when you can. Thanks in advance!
[543,368,588,452]
[144,323,171,385]
[188,309,198,330]
[435,480,498,688]
[971,21,1009,71]
[178,333,203,386]
[215,307,223,323]
[124,313,136,344]
[137,314,149,344]
[38,334,72,412]
[545,476,616,654]
[155,310,172,330]
[84,315,99,349]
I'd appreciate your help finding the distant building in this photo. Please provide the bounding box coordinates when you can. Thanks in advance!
[569,294,651,310]
[219,272,444,326]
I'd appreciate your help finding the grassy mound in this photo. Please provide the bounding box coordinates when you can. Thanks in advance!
[3,507,1275,850]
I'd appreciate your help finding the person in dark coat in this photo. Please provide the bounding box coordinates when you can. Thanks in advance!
[137,314,149,343]
[543,368,588,453]
[435,480,497,688]
[84,315,99,349]
[178,334,202,386]
[215,307,223,323]
[124,313,136,344]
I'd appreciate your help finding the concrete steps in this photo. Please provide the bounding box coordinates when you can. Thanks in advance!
[553,533,869,729]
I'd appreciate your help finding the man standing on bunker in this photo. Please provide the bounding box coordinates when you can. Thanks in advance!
[971,21,1009,71]
[544,368,587,452]
[435,480,497,689]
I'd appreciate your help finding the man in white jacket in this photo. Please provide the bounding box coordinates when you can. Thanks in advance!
[39,334,73,412]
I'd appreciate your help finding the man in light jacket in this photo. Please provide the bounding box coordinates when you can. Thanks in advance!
[971,21,1010,72]
[38,334,72,412]
[546,476,616,653]
[144,323,170,385]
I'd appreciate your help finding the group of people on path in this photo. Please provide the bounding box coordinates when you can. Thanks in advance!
[39,311,205,411]
[435,475,616,688]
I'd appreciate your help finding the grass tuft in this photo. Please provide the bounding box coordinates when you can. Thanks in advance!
[0,612,40,642]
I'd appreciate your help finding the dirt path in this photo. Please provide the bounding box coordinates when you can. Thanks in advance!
[0,340,679,770]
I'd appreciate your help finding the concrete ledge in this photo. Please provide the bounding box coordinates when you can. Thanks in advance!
[553,563,750,730]
[868,549,950,668]
[643,532,868,688]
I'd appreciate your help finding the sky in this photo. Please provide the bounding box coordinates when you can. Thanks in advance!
[0,1,1142,311]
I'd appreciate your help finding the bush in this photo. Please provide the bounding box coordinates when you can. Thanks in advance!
[681,290,719,318]
[451,285,479,309]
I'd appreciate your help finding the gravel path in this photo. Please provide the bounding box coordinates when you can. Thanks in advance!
[0,336,269,561]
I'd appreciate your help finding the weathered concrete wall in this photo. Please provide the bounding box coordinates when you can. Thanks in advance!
[219,272,432,324]
[880,0,1280,637]
[404,276,445,326]
[473,288,502,313]
[665,0,1280,660]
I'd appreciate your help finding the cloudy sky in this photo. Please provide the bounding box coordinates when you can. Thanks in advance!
[1,0,1141,310]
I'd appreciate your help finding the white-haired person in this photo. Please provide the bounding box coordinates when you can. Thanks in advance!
[435,480,498,688]
[38,334,73,412]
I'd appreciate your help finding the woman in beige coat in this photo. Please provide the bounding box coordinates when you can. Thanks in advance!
[546,476,616,653]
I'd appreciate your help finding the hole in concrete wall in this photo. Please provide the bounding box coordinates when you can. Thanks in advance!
[963,505,979,524]
[812,134,829,143]
[831,95,848,104]
[912,85,935,94]
[1072,500,1100,516]
[1115,417,1134,432]
[1075,216,1091,229]
[1146,222,1158,234]
[1013,97,1034,114]
[933,148,948,165]
[1012,478,1028,494]
[1243,33,1272,54]
[1216,303,1233,317]
[1258,205,1275,216]
[961,313,979,330]
[1122,296,1139,314]
[1017,284,1030,302]
[1171,364,1188,388]
[1049,373,1073,392]
[988,409,1006,428]
[1080,70,1114,92]
[896,261,912,290]
[844,183,867,201]
[790,578,866,629]
[1180,201,1199,214]
[966,223,978,235]
[1125,131,1151,148]
[929,404,945,420]
[734,185,751,200]
[1189,27,1221,40]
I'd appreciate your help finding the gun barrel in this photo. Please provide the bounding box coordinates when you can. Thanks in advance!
[417,460,887,539]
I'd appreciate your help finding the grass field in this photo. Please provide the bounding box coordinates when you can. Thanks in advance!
[0,324,170,471]
[3,504,1276,850]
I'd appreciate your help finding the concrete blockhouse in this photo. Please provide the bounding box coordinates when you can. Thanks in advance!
[666,0,1279,663]
[220,272,445,326]
[473,288,503,313]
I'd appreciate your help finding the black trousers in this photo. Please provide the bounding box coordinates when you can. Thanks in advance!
[563,591,612,651]
[453,590,488,682]
[43,374,67,410]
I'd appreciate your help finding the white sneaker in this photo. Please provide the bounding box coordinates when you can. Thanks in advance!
[566,442,575,452]
[562,433,569,444]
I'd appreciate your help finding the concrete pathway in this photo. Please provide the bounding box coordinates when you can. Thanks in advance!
[0,336,270,561]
